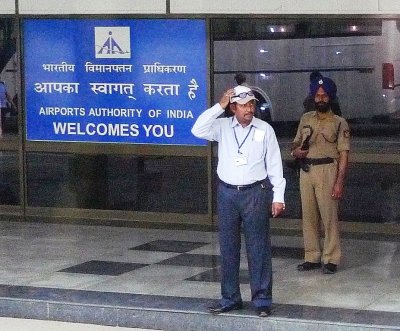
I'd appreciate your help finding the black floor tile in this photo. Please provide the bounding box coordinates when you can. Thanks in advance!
[272,246,303,259]
[58,260,148,276]
[185,267,249,284]
[130,240,209,253]
[157,254,220,268]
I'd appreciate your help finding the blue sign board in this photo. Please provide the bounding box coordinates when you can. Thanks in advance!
[23,19,207,145]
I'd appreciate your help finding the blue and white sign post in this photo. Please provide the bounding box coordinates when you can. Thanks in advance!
[23,19,208,146]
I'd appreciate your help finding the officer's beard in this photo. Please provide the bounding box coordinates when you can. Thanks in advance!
[315,101,330,113]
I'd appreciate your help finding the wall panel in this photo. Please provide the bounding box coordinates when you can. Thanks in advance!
[14,0,400,15]
[18,0,166,14]
[339,0,379,12]
[379,0,400,11]
[281,0,340,13]
[171,0,400,14]
[170,0,282,14]
[0,0,15,14]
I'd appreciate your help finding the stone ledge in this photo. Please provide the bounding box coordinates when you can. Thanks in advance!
[1,285,399,331]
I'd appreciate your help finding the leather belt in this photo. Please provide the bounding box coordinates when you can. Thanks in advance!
[303,157,334,165]
[219,179,265,191]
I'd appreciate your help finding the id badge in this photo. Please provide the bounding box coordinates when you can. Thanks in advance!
[234,155,248,166]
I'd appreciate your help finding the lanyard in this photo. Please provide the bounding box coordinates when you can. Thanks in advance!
[233,124,253,154]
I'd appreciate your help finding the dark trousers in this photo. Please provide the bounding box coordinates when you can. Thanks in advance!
[217,182,272,308]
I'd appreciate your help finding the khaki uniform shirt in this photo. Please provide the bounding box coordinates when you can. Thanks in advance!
[293,110,350,158]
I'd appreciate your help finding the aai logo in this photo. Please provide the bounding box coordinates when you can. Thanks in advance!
[95,27,131,59]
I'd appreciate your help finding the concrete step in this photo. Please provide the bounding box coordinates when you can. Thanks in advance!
[1,285,400,331]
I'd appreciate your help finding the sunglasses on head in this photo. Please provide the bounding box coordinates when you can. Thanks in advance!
[232,91,254,99]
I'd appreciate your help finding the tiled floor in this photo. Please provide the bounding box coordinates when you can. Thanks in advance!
[1,220,400,330]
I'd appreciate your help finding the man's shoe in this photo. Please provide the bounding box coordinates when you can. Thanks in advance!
[322,263,337,274]
[207,302,243,314]
[257,306,272,317]
[297,261,322,271]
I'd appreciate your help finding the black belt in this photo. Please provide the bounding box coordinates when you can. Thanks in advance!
[219,179,265,191]
[303,157,334,165]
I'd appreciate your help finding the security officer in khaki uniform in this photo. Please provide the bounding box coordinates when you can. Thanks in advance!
[291,77,350,274]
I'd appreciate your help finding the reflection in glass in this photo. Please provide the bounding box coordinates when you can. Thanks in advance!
[0,18,18,137]
[0,151,19,205]
[211,152,400,224]
[213,18,400,144]
[343,163,400,223]
[26,153,208,214]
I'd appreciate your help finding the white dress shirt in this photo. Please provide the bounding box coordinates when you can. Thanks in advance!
[192,103,286,203]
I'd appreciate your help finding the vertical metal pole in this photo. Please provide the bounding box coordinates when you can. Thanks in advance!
[206,18,215,224]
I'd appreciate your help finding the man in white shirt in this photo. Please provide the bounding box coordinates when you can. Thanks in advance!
[191,85,286,317]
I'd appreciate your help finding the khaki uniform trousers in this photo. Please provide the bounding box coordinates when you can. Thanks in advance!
[299,162,341,265]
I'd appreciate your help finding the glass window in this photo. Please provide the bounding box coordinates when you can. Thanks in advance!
[0,18,19,208]
[212,154,400,223]
[0,151,19,205]
[26,153,208,214]
[211,18,400,224]
[212,18,400,151]
[0,18,18,138]
[343,163,400,223]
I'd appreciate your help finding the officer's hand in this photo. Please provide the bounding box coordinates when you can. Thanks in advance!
[292,147,308,159]
[331,182,344,200]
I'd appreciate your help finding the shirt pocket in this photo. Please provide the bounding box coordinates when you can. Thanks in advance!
[250,140,266,159]
[319,124,338,144]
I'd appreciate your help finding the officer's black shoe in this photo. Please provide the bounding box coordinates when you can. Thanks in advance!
[257,306,272,317]
[322,263,337,274]
[297,261,322,271]
[207,302,243,314]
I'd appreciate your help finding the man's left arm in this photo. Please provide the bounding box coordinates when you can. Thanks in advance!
[332,118,350,200]
[265,127,286,217]
[332,150,349,200]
